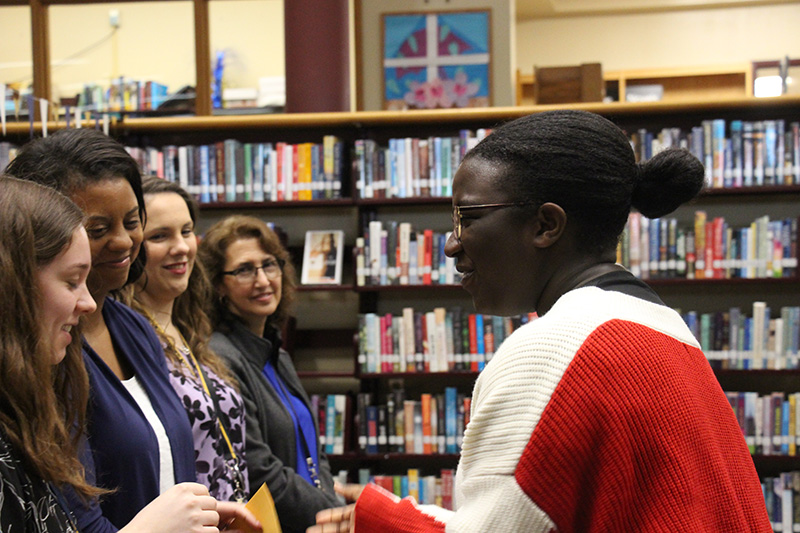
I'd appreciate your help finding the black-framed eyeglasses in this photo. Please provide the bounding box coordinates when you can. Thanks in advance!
[222,258,285,283]
[452,202,538,241]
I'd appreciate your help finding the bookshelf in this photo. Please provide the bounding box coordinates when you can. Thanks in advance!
[3,96,800,484]
[516,63,753,106]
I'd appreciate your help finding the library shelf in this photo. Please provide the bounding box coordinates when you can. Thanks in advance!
[698,184,800,198]
[296,371,356,379]
[359,371,480,380]
[198,198,355,210]
[647,277,800,288]
[355,284,465,293]
[296,284,356,293]
[356,196,453,207]
[713,369,800,395]
[751,456,800,479]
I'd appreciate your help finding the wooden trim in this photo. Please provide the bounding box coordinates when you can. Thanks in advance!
[353,0,364,111]
[193,0,211,116]
[42,0,159,3]
[5,94,800,137]
[115,94,800,132]
[607,63,750,80]
[30,0,50,119]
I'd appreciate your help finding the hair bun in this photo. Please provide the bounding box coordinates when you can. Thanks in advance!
[631,148,705,219]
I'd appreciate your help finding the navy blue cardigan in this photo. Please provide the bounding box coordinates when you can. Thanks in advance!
[66,298,195,532]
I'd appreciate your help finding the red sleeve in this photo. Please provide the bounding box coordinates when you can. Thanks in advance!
[354,484,447,533]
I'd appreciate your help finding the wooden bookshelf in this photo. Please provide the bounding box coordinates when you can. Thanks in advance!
[5,94,800,140]
[516,63,753,106]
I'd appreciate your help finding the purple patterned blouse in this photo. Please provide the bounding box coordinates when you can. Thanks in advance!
[166,356,249,501]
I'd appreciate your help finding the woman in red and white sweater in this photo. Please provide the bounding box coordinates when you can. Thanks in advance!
[310,110,771,533]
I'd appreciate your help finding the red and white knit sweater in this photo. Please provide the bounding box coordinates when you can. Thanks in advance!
[354,286,771,532]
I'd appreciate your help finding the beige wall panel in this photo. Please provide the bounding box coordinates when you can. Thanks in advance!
[0,1,284,101]
[48,2,195,99]
[516,3,800,74]
[0,7,33,88]
[209,0,284,90]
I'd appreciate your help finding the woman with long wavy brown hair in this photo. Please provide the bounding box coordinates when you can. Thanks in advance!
[129,177,248,502]
[0,176,98,532]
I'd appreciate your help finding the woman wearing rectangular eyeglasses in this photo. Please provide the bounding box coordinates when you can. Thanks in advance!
[198,215,341,533]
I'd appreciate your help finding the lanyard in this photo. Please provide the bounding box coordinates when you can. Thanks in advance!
[268,362,323,490]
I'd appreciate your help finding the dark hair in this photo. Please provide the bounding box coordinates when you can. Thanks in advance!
[5,128,147,285]
[466,110,705,254]
[129,177,235,384]
[198,215,297,330]
[0,176,101,499]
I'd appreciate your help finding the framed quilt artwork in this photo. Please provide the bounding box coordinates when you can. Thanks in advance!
[382,10,491,110]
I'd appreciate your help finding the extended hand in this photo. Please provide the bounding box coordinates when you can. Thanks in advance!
[334,482,364,503]
[306,504,355,533]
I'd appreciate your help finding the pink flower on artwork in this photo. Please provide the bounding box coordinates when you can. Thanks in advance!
[404,78,450,109]
[403,74,480,109]
[443,72,480,108]
[428,78,452,108]
[404,81,429,108]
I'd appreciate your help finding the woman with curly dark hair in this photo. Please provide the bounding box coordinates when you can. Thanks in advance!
[199,215,340,533]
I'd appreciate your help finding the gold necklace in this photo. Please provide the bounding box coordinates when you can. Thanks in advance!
[143,310,196,377]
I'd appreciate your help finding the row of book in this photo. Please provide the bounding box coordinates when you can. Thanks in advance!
[763,471,800,532]
[355,220,457,287]
[357,468,456,510]
[632,119,800,188]
[358,307,538,374]
[312,394,348,455]
[5,116,800,204]
[125,136,346,203]
[686,304,800,370]
[78,78,171,113]
[727,391,800,457]
[353,129,490,199]
[355,388,471,456]
[353,117,800,199]
[617,212,798,280]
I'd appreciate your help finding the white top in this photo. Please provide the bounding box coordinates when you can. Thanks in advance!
[122,375,176,493]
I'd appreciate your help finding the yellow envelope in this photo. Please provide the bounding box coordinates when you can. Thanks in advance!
[227,483,282,533]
